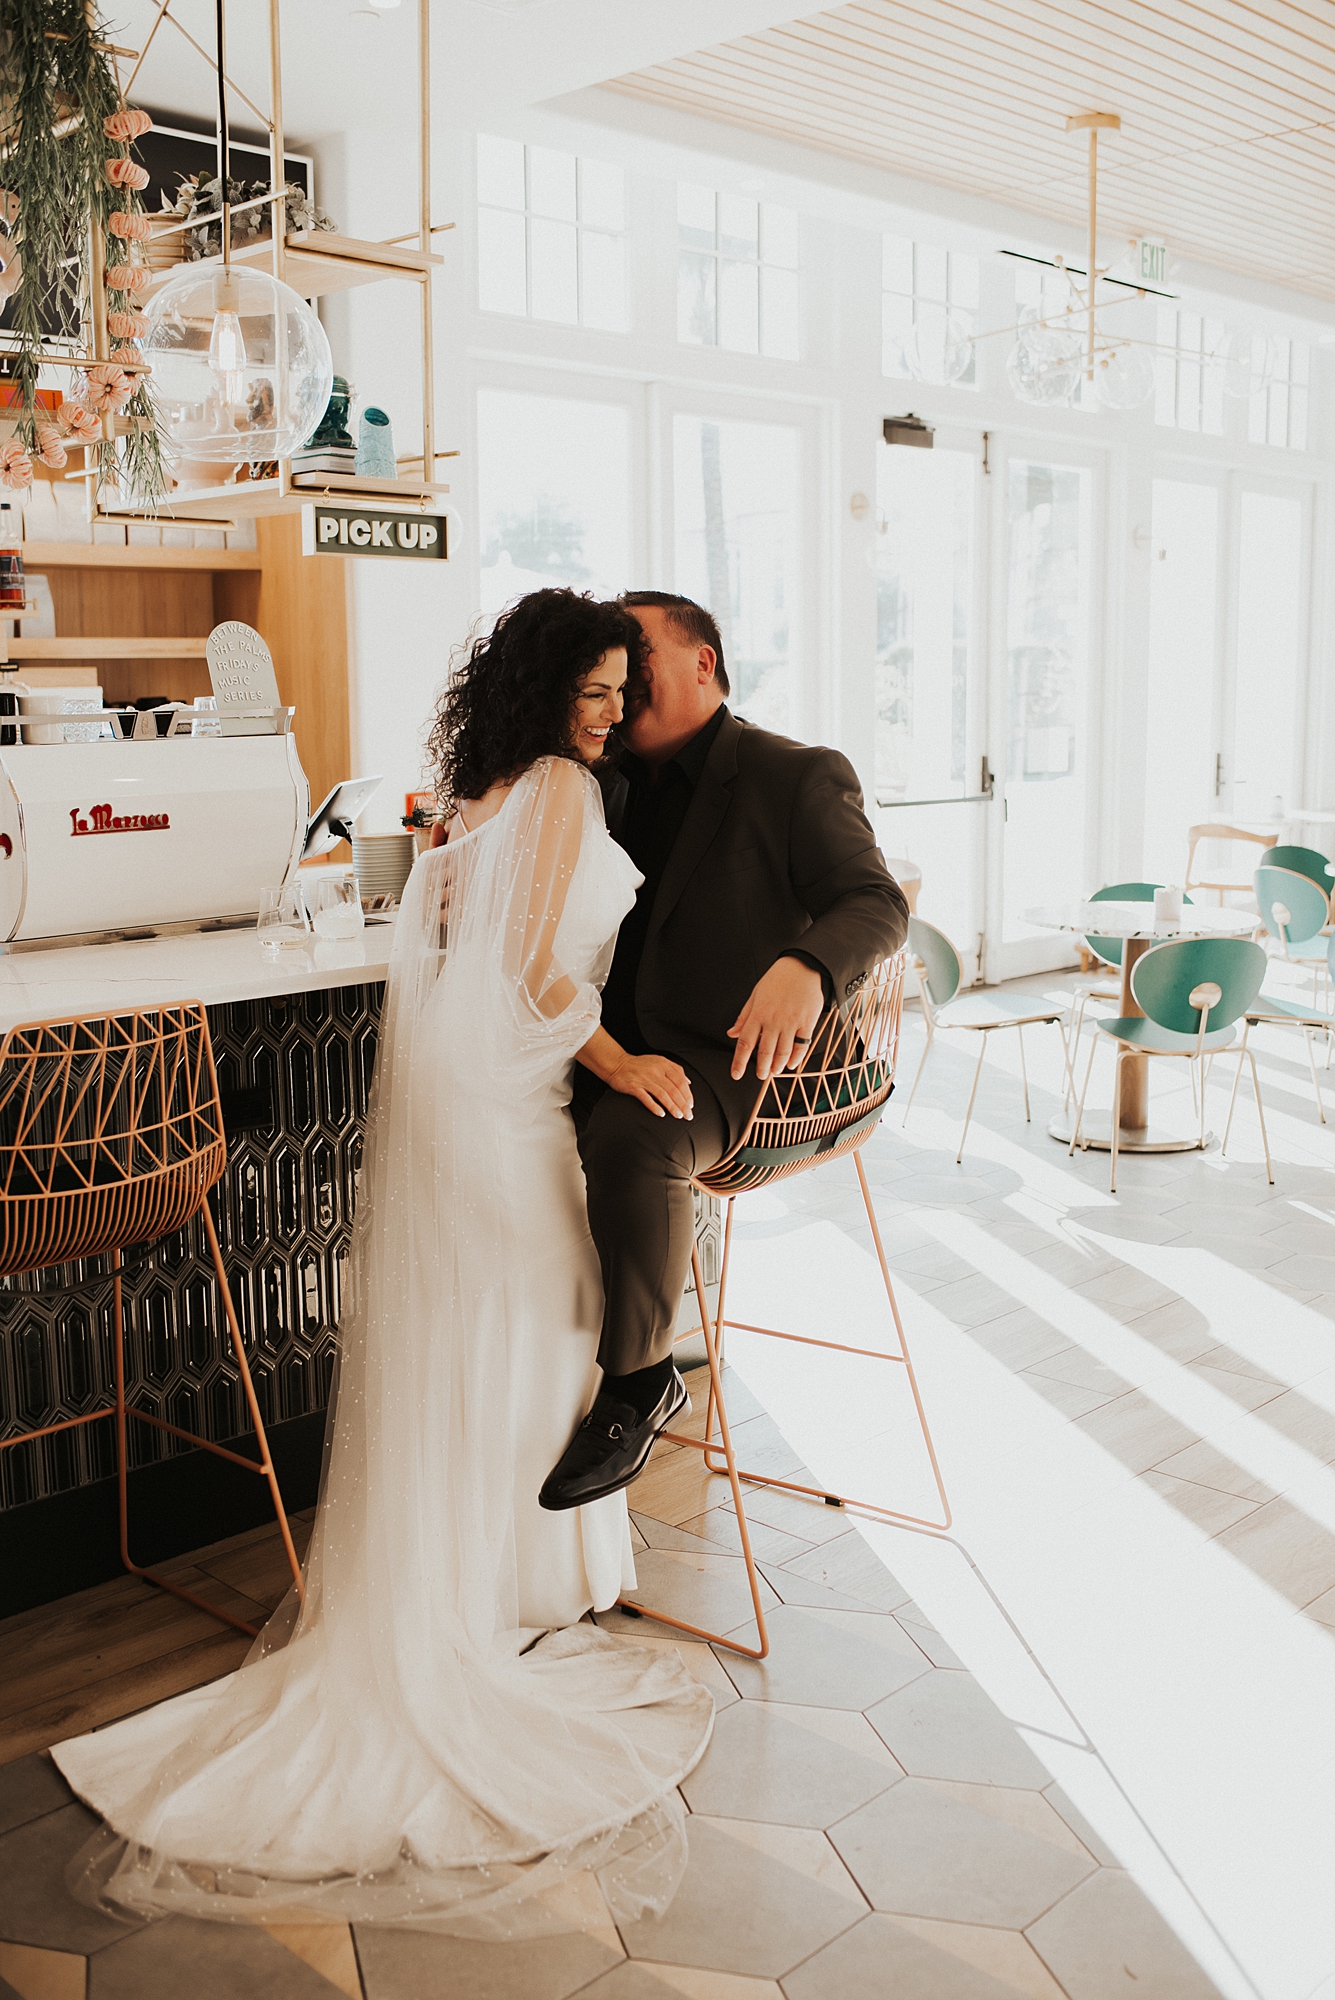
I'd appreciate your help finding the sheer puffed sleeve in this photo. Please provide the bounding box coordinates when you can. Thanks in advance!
[401,756,632,1113]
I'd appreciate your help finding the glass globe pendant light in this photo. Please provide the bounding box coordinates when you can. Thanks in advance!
[140,0,332,468]
[1093,341,1155,410]
[1206,326,1274,400]
[1006,307,1082,406]
[900,306,975,388]
[142,263,332,464]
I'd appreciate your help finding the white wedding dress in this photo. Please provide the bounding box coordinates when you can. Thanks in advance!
[52,757,714,1934]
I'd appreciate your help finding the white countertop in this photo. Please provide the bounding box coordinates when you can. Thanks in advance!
[0,920,394,1035]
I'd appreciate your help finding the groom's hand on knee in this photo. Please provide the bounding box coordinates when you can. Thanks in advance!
[728,957,825,1081]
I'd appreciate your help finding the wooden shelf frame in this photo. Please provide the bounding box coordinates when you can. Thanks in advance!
[88,0,445,530]
[20,542,261,572]
[108,469,455,527]
[145,229,445,304]
[2,638,208,659]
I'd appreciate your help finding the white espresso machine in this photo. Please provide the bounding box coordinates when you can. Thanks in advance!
[0,731,311,948]
[0,622,330,950]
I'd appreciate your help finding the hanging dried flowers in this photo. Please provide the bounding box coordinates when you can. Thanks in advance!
[103,106,151,142]
[0,440,34,490]
[58,403,101,443]
[35,423,66,470]
[107,211,151,242]
[0,1,169,507]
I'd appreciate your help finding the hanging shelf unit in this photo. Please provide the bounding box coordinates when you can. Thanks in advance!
[143,229,445,303]
[69,0,451,532]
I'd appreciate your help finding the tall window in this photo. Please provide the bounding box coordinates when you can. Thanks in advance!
[1142,480,1220,881]
[1003,459,1093,938]
[1232,491,1304,816]
[1155,307,1225,435]
[476,136,627,332]
[1250,339,1309,450]
[882,237,978,386]
[677,188,799,360]
[476,389,632,614]
[875,443,972,802]
[673,415,800,734]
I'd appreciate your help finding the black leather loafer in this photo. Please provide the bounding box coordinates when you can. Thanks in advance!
[539,1368,689,1511]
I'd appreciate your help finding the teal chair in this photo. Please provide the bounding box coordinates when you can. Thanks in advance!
[1254,866,1331,1007]
[1065,884,1196,1104]
[1069,936,1271,1191]
[1260,845,1334,898]
[905,916,1073,1164]
[1225,927,1335,1139]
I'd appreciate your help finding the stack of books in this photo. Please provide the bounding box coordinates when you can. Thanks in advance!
[290,444,356,477]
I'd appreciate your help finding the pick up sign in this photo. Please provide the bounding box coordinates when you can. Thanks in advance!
[300,503,448,562]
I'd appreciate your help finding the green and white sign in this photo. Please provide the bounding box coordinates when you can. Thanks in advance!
[1132,238,1168,287]
[301,503,448,561]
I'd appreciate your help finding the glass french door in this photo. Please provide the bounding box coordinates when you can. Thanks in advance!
[989,437,1104,981]
[1141,469,1312,886]
[874,425,990,978]
[664,393,822,746]
[472,368,646,611]
[1227,481,1311,825]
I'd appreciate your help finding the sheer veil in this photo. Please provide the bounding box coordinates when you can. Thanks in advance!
[55,758,714,1935]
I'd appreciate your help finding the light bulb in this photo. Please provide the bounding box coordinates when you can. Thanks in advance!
[207,274,248,410]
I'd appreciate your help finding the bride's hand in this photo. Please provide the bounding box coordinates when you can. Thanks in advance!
[607,1053,694,1121]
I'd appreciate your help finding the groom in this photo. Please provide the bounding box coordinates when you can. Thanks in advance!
[540,594,908,1510]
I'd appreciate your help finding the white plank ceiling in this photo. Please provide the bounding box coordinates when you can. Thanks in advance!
[603,1,1335,301]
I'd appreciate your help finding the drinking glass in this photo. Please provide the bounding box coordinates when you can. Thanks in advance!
[257,883,309,952]
[310,875,365,941]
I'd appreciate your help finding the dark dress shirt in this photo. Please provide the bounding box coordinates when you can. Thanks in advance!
[600,707,728,1054]
[600,705,831,1056]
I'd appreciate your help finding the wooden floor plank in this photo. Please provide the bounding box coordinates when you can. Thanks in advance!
[0,1568,269,1723]
[194,1523,313,1612]
[1,1625,254,1764]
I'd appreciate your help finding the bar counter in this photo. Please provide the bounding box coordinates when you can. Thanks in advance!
[0,919,394,1034]
[0,923,394,1615]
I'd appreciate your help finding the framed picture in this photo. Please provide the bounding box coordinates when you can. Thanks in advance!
[0,117,316,357]
[135,117,314,232]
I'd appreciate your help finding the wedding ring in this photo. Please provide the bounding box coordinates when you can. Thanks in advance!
[793,1033,811,1042]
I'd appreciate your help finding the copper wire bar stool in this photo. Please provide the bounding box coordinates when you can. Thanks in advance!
[0,1004,303,1638]
[620,948,950,1661]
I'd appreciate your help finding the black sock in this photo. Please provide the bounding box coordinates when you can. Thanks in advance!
[604,1358,675,1419]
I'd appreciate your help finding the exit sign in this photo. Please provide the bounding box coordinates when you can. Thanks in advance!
[1132,238,1168,287]
[300,503,448,561]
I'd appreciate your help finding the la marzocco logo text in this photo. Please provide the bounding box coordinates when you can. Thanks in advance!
[69,804,170,836]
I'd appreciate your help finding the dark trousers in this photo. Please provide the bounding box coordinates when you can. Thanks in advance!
[571,1063,729,1376]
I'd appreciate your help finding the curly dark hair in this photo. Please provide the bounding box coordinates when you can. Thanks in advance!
[426,588,643,810]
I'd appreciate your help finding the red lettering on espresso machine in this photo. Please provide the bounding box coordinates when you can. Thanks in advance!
[69,803,170,836]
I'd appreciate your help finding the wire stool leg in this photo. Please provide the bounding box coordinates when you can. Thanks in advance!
[616,1228,771,1660]
[202,1202,305,1605]
[692,1149,951,1536]
[111,1212,306,1639]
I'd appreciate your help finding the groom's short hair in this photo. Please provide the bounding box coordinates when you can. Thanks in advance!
[620,593,730,697]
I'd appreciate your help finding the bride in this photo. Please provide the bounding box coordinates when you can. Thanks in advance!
[51,589,715,1934]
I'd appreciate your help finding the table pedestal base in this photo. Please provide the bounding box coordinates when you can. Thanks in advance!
[1047,1114,1211,1156]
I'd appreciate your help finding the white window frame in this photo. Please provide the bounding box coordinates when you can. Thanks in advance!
[653,382,829,746]
[676,186,800,361]
[475,137,628,332]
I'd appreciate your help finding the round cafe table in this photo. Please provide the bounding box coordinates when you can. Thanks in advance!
[1025,901,1258,1153]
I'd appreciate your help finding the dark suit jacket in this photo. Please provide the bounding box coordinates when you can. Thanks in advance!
[602,711,909,1145]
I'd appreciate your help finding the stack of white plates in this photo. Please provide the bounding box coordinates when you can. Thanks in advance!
[352,832,416,905]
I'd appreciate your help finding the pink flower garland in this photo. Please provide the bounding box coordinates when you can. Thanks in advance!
[0,440,33,490]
